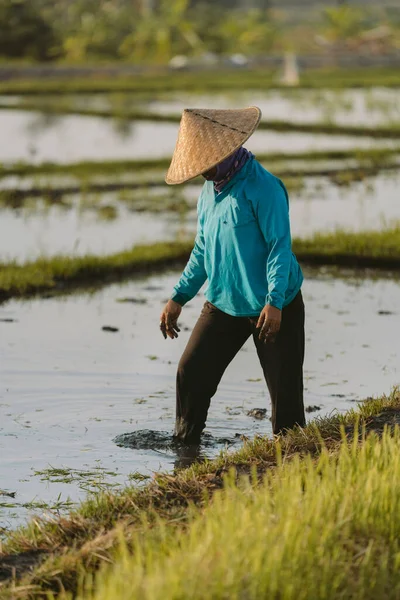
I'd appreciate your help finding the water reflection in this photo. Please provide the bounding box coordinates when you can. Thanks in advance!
[1,172,400,262]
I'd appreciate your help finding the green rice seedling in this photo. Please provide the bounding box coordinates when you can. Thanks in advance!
[294,225,400,261]
[0,147,398,182]
[2,227,400,303]
[33,466,121,494]
[0,240,195,302]
[95,205,118,221]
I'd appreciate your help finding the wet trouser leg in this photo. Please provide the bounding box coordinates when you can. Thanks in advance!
[174,301,251,443]
[174,291,306,442]
[252,291,306,435]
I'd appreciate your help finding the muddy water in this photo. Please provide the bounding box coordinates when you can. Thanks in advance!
[0,110,396,165]
[290,171,400,236]
[1,172,400,263]
[0,194,195,262]
[1,269,399,529]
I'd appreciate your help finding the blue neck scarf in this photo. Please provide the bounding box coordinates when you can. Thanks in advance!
[213,147,253,193]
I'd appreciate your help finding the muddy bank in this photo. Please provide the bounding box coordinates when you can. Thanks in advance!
[114,430,234,451]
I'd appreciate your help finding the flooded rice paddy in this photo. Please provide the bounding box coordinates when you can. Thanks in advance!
[0,85,399,531]
[1,269,400,529]
[1,172,399,262]
[1,109,396,165]
[0,193,193,262]
[8,87,400,128]
[143,88,400,128]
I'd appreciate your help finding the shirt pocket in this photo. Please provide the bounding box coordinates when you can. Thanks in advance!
[222,198,256,228]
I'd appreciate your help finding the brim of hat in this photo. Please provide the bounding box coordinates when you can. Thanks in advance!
[165,106,262,185]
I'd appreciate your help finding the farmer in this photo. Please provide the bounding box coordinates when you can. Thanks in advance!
[160,107,305,444]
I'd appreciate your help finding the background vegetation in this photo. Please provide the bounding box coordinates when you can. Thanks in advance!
[0,0,398,64]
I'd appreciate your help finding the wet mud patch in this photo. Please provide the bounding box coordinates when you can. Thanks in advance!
[363,408,400,435]
[306,404,322,413]
[247,408,268,420]
[113,429,234,452]
[345,407,400,438]
[0,550,48,583]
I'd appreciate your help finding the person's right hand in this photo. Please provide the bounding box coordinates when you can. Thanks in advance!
[160,299,182,340]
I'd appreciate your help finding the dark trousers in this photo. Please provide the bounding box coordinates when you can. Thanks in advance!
[174,291,305,443]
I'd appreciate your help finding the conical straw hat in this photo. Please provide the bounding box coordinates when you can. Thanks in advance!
[165,107,262,185]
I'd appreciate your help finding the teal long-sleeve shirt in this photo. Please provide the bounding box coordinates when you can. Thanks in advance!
[171,157,303,316]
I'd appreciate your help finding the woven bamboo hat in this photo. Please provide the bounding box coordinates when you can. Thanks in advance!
[165,106,262,185]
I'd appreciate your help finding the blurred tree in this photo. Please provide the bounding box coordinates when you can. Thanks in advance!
[119,0,202,63]
[217,9,276,55]
[63,0,135,61]
[0,0,58,60]
[0,0,395,64]
[322,5,365,43]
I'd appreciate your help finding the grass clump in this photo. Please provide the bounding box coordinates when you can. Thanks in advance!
[0,240,194,303]
[0,389,399,598]
[80,419,400,600]
[33,467,120,494]
[294,225,400,267]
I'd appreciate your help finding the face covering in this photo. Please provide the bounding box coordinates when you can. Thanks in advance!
[212,146,253,193]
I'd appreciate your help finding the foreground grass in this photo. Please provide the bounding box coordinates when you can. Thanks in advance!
[0,389,399,599]
[82,421,400,600]
[1,227,400,302]
[0,67,399,96]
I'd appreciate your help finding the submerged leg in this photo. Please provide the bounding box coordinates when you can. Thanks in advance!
[253,291,306,435]
[175,302,251,444]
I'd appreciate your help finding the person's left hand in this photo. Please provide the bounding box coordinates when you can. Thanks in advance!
[256,304,282,343]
